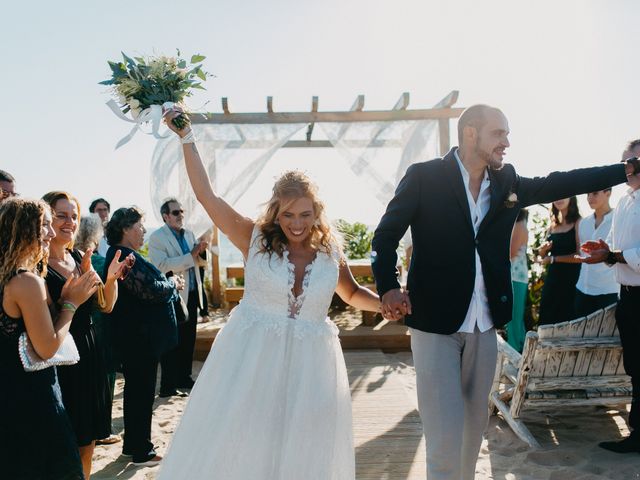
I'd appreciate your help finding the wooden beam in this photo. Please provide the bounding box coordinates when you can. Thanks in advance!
[186,139,403,149]
[191,107,464,125]
[435,91,459,155]
[209,225,221,307]
[266,96,273,113]
[395,91,410,110]
[352,94,365,111]
[306,96,319,142]
[221,97,230,114]
[433,90,459,108]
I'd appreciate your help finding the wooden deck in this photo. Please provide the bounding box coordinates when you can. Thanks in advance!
[347,350,426,479]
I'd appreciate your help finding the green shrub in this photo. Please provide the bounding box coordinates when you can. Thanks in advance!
[335,219,373,260]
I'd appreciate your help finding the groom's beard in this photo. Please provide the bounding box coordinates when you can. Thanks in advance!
[475,144,505,171]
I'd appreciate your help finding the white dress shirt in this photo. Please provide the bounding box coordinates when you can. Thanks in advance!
[576,211,619,295]
[608,188,640,286]
[454,151,493,333]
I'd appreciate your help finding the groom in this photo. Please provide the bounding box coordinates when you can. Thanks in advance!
[371,104,639,480]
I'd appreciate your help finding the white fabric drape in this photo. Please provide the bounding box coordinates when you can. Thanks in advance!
[149,119,440,246]
[319,119,439,206]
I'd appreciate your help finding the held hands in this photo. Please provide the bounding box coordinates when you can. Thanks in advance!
[60,270,102,307]
[577,239,610,264]
[381,288,412,322]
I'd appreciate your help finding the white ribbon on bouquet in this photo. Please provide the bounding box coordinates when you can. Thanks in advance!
[106,100,176,149]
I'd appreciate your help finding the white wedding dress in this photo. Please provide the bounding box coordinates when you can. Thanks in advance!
[157,229,355,479]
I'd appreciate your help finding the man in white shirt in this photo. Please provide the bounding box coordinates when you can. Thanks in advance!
[574,189,619,317]
[581,139,640,454]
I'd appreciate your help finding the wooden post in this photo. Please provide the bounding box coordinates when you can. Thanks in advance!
[210,225,221,307]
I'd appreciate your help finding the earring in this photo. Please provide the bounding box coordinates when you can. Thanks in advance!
[274,220,280,225]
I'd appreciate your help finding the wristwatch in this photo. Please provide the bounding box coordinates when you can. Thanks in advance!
[606,251,618,265]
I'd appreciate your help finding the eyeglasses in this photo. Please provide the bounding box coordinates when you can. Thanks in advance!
[170,209,184,216]
[0,188,19,199]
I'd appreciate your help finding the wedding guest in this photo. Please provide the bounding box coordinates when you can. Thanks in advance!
[0,198,100,480]
[75,214,121,446]
[371,104,635,480]
[0,169,17,203]
[573,189,619,317]
[581,141,640,454]
[537,197,581,325]
[148,198,205,396]
[43,191,123,480]
[506,209,528,352]
[104,207,180,467]
[89,198,111,257]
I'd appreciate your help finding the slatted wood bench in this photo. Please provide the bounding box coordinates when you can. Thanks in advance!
[490,304,631,448]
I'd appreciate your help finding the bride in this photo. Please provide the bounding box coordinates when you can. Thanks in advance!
[156,108,381,479]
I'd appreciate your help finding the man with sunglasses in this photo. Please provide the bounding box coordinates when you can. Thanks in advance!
[0,170,17,203]
[149,198,207,397]
[580,139,640,454]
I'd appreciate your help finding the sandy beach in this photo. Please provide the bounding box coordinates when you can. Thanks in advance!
[90,346,640,480]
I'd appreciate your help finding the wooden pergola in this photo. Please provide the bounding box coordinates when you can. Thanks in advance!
[188,90,464,306]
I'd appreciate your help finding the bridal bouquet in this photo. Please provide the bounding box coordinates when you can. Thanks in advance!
[100,50,210,147]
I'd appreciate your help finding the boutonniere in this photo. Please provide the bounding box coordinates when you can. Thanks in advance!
[504,192,518,208]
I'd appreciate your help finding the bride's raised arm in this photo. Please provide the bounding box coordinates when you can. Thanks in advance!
[164,107,254,258]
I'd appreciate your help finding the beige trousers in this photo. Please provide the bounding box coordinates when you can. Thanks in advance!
[410,327,498,480]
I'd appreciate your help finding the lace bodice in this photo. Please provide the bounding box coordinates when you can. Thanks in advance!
[238,229,340,325]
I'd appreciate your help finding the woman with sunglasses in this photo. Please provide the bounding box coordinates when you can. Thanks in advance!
[42,191,125,480]
[0,198,101,479]
[103,207,182,467]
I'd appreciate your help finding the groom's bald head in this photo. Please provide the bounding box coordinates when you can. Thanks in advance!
[457,105,505,146]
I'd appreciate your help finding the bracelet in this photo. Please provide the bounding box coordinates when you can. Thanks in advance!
[61,301,77,313]
[550,256,555,264]
[180,130,196,144]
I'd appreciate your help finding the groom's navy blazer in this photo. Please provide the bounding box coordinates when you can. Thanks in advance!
[371,148,627,334]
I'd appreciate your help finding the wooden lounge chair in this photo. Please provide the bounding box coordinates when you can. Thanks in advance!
[489,304,631,447]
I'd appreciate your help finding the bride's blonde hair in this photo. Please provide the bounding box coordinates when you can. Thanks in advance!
[255,171,342,259]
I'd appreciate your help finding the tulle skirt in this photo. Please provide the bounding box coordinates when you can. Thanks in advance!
[157,305,355,480]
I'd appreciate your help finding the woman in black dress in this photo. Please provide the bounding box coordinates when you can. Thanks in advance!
[538,196,582,326]
[42,191,125,480]
[0,198,100,479]
[104,207,180,467]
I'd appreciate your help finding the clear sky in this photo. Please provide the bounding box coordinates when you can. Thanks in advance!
[1,0,638,227]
